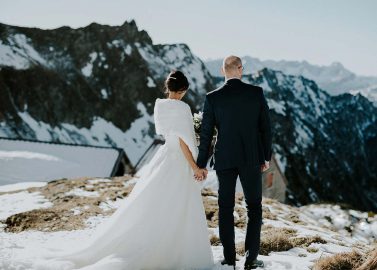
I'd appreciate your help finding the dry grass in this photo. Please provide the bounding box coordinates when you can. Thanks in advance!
[313,247,377,270]
[262,206,278,220]
[5,176,134,232]
[202,190,248,228]
[209,234,221,246]
[208,216,337,261]
[260,227,296,255]
[356,247,377,270]
[236,241,245,256]
[262,197,278,205]
[235,192,244,204]
[234,206,247,228]
[201,188,219,228]
[284,213,307,225]
[201,190,284,230]
[201,188,218,197]
[313,250,364,270]
[307,247,319,253]
[202,196,219,228]
[290,235,327,247]
[259,225,326,255]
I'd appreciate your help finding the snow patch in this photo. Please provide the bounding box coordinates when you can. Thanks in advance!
[350,85,377,106]
[71,207,81,215]
[294,121,314,149]
[146,76,156,88]
[87,179,112,184]
[0,191,52,220]
[100,88,109,99]
[124,44,132,55]
[0,33,48,69]
[99,198,126,212]
[267,98,286,116]
[0,150,61,161]
[81,52,98,77]
[258,77,273,92]
[0,182,47,193]
[65,188,99,198]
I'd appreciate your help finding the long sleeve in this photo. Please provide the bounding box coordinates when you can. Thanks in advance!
[196,95,216,168]
[258,88,272,161]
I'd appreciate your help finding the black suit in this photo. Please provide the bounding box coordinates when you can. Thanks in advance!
[197,78,272,263]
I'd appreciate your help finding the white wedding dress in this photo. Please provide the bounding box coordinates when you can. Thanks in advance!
[7,98,214,270]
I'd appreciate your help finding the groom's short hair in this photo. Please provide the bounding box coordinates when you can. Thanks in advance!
[223,55,242,72]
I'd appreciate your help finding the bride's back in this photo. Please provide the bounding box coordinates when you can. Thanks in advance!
[153,98,198,159]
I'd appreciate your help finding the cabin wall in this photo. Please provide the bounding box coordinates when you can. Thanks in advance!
[262,155,287,202]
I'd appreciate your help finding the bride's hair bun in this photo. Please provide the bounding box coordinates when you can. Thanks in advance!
[164,70,189,94]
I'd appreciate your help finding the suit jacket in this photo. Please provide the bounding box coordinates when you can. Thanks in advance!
[196,78,272,170]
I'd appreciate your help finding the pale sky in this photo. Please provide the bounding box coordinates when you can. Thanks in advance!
[1,0,376,76]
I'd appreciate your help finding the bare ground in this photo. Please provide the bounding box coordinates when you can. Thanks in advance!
[1,176,373,263]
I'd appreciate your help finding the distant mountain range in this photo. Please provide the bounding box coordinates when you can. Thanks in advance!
[0,20,376,211]
[205,56,377,105]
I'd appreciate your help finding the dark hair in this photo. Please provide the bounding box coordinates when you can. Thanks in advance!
[164,70,189,95]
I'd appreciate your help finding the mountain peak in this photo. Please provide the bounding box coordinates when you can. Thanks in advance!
[121,19,138,29]
[329,61,344,68]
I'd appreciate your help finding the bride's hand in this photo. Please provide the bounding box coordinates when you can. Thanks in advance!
[193,167,202,181]
[193,167,206,181]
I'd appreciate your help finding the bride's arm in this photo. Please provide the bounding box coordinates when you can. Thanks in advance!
[179,138,201,174]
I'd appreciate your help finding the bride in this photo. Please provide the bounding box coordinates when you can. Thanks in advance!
[13,71,214,270]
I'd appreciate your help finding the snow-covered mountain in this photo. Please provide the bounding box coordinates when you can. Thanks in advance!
[205,56,377,103]
[0,21,214,165]
[214,69,377,211]
[350,85,377,107]
[1,21,376,211]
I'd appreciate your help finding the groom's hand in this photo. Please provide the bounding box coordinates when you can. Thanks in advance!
[194,168,208,181]
[201,168,208,180]
[261,161,270,172]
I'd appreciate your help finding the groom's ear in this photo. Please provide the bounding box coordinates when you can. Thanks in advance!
[220,67,225,76]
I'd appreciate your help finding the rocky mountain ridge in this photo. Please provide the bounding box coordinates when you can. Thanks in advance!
[0,20,214,164]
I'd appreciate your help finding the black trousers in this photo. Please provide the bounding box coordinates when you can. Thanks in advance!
[216,164,262,263]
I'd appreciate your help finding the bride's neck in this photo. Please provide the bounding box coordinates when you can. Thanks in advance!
[167,93,180,100]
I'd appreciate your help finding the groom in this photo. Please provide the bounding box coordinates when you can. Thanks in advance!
[195,56,272,269]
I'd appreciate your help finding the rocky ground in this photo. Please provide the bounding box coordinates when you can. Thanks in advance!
[2,176,134,232]
[0,175,376,269]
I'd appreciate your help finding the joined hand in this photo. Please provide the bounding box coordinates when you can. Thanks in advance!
[194,167,208,182]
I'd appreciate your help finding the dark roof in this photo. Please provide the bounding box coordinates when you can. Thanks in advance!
[0,136,123,151]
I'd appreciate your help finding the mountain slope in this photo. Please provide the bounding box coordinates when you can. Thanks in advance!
[0,21,214,164]
[214,69,377,211]
[205,56,377,100]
